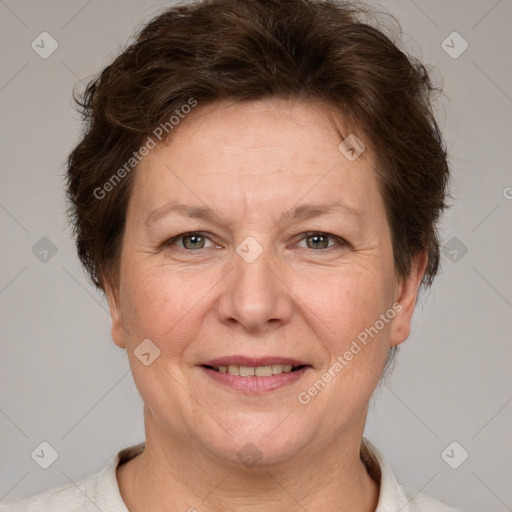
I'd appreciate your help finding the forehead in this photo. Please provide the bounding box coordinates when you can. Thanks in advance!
[130,98,382,225]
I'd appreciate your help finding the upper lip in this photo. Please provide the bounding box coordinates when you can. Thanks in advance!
[201,356,310,367]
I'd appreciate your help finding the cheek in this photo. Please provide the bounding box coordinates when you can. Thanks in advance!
[291,261,395,410]
[117,268,200,414]
[119,263,216,357]
[292,260,394,340]
[294,270,394,421]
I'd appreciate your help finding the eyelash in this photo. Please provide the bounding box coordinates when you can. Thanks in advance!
[163,231,347,252]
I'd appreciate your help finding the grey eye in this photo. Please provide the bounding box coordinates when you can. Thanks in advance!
[297,232,336,250]
[306,233,330,249]
[181,233,207,249]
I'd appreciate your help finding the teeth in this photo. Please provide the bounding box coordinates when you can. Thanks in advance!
[274,364,292,374]
[255,366,273,377]
[215,364,295,376]
[240,366,255,376]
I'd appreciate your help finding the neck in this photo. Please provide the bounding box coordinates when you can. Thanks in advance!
[117,411,379,512]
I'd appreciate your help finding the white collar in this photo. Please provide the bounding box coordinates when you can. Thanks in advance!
[98,439,457,512]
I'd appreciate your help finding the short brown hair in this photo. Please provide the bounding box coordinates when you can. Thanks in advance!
[66,0,449,296]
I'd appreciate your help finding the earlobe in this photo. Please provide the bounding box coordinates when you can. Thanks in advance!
[104,283,127,349]
[390,251,428,347]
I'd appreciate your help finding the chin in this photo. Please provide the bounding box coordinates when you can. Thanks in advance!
[195,416,316,469]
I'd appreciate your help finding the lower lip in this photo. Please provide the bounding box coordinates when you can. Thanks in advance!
[200,366,310,393]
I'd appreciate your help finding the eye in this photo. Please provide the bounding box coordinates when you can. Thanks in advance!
[165,231,217,250]
[163,231,346,252]
[295,232,344,250]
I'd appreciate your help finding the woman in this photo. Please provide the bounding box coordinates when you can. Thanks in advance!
[1,0,460,510]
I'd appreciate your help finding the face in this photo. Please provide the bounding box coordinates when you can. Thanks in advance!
[107,98,425,467]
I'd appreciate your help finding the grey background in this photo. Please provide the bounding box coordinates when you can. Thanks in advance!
[0,1,511,510]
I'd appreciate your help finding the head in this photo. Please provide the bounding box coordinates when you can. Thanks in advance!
[66,0,449,466]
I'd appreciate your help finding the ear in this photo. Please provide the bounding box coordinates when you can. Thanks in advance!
[104,282,127,349]
[389,250,428,348]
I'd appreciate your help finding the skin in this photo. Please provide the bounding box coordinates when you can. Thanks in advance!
[105,98,427,512]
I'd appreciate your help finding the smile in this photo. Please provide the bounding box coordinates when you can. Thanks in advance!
[200,365,311,393]
[205,364,305,376]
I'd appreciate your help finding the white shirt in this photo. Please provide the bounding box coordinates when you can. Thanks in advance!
[0,439,461,511]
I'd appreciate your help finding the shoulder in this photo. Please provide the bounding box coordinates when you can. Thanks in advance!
[361,438,463,512]
[397,485,462,512]
[0,478,97,512]
[0,443,144,512]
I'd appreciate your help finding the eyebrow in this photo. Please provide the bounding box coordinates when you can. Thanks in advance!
[144,200,362,229]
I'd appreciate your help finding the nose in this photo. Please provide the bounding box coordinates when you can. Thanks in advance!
[216,245,293,333]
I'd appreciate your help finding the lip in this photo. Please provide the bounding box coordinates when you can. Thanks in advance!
[200,365,311,393]
[201,356,310,367]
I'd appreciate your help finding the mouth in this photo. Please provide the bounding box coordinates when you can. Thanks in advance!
[201,364,307,376]
[199,356,312,393]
